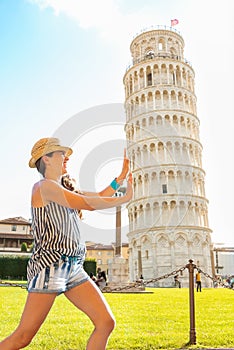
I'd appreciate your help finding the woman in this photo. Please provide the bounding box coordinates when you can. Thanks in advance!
[0,137,132,350]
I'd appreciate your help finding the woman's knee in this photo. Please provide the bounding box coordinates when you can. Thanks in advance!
[107,314,116,332]
[98,313,116,333]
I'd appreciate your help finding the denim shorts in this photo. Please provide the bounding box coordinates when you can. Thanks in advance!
[28,256,90,294]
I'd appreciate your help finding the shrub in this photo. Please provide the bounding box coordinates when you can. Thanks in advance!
[28,243,34,252]
[21,242,28,252]
[83,258,96,276]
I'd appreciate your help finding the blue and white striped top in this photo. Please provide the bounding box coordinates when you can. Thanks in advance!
[27,201,86,283]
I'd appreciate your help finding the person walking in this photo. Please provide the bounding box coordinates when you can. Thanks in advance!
[0,137,132,350]
[174,274,181,288]
[195,270,202,292]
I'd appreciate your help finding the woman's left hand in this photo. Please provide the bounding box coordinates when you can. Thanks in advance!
[125,172,133,201]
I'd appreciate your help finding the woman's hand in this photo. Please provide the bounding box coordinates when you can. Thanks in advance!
[124,172,133,201]
[116,149,130,184]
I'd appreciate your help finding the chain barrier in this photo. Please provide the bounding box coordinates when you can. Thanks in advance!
[103,265,187,292]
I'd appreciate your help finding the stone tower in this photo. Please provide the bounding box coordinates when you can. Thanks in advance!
[123,26,213,287]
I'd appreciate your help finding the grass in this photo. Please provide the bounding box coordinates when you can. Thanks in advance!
[0,286,233,349]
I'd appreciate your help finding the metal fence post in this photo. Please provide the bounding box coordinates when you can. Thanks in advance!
[186,259,196,345]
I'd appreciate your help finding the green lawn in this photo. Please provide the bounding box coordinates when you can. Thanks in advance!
[0,287,233,349]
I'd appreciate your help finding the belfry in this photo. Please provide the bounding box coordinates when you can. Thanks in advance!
[124,26,213,287]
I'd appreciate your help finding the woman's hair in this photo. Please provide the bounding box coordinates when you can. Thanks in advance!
[61,174,83,219]
[35,152,54,177]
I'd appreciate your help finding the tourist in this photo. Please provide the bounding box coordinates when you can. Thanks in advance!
[0,137,132,350]
[195,270,202,292]
[96,271,107,291]
[174,274,181,288]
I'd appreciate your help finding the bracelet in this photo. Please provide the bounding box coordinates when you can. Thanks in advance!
[110,178,120,191]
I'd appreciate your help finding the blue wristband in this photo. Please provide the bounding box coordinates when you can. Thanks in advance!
[110,178,120,190]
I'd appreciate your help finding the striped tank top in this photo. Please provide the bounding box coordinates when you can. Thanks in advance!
[27,201,86,283]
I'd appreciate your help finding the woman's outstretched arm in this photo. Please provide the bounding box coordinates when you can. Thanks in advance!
[36,173,133,211]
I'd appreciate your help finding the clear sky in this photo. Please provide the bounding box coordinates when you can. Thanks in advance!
[0,0,234,246]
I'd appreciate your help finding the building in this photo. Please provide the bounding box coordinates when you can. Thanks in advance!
[124,26,213,287]
[85,241,129,275]
[213,246,234,276]
[0,217,33,251]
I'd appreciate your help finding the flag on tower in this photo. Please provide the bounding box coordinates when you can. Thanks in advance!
[171,19,179,26]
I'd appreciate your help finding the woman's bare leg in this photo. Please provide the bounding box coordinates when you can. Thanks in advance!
[65,280,115,350]
[0,292,57,350]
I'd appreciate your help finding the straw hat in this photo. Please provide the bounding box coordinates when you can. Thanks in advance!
[29,137,73,168]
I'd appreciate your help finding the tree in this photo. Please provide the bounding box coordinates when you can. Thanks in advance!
[21,242,28,252]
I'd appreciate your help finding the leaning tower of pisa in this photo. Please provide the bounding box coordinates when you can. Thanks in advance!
[124,26,213,287]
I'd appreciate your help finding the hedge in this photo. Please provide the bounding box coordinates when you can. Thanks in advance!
[83,259,97,276]
[0,256,96,280]
[0,255,29,279]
